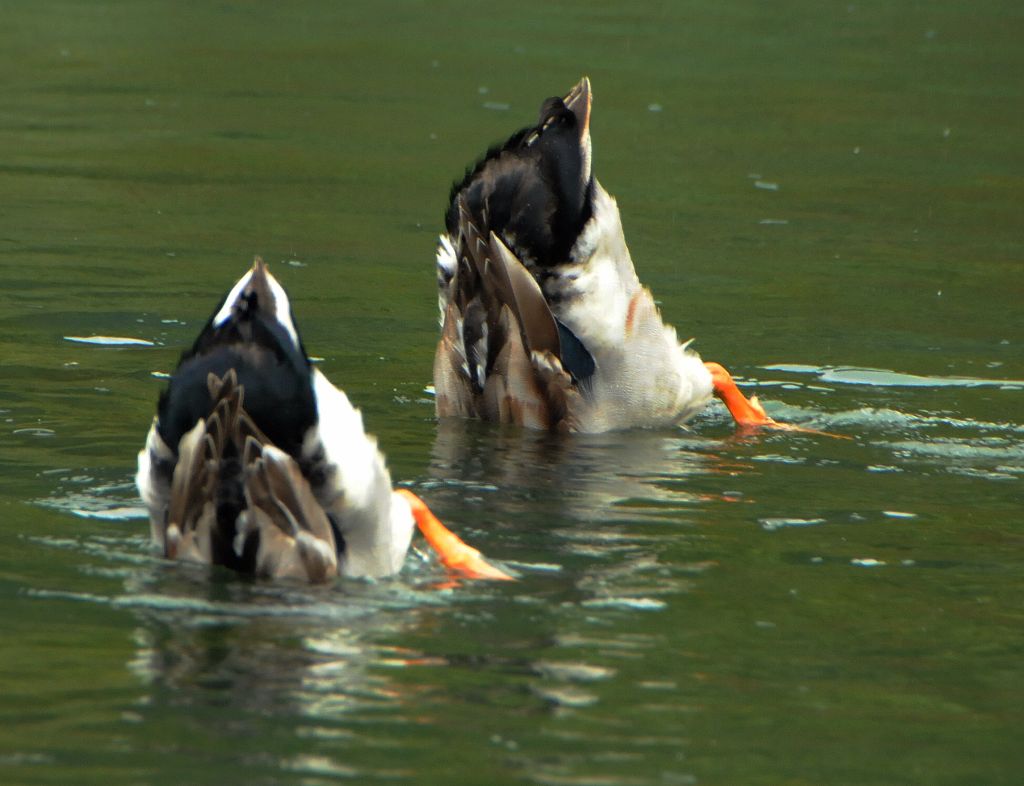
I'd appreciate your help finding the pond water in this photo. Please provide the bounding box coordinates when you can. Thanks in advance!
[2,2,1022,784]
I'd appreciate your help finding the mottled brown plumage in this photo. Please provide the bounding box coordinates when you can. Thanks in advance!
[163,369,338,582]
[434,78,815,435]
[434,77,719,433]
[140,261,512,583]
[434,212,581,431]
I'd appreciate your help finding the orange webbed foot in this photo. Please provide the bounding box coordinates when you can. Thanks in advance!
[395,489,514,581]
[705,362,777,427]
[704,362,849,439]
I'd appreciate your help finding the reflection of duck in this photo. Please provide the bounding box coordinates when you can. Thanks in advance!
[121,579,433,733]
[136,259,509,582]
[428,419,741,526]
[434,77,778,433]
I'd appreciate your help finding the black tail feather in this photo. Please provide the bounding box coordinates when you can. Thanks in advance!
[446,80,594,270]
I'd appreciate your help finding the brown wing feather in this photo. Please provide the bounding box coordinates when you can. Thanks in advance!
[433,300,477,418]
[239,436,338,582]
[161,369,338,582]
[487,232,561,359]
[165,418,216,563]
[481,305,552,428]
[436,203,577,429]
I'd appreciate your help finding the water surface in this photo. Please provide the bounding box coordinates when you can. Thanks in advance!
[2,2,1022,785]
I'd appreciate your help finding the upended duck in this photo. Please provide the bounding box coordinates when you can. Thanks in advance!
[136,259,509,583]
[434,77,785,433]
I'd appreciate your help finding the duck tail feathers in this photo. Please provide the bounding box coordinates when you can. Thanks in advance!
[164,370,339,582]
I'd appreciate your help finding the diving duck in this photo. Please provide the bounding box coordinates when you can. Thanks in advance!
[136,259,509,583]
[434,77,781,433]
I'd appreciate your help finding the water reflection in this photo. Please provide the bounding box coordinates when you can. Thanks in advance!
[125,588,430,722]
[24,377,1023,785]
[111,569,686,784]
[423,420,735,614]
[114,562,452,781]
[21,520,695,786]
[426,418,739,525]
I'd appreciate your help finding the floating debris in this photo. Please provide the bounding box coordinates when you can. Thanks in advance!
[760,517,826,532]
[851,558,886,567]
[504,560,563,574]
[581,597,667,611]
[763,363,1024,389]
[64,335,154,347]
[534,661,616,682]
[13,427,55,437]
[531,684,599,708]
[71,506,147,521]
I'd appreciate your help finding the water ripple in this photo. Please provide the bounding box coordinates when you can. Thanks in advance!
[764,363,1024,389]
[826,407,1024,434]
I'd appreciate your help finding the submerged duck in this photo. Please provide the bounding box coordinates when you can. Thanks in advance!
[434,77,780,433]
[136,259,509,583]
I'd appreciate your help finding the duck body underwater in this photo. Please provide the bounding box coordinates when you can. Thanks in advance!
[434,77,786,433]
[137,259,509,583]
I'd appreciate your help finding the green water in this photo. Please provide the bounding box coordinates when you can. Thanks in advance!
[2,2,1023,784]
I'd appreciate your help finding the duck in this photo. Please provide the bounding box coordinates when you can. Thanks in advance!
[136,258,510,583]
[433,77,784,434]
